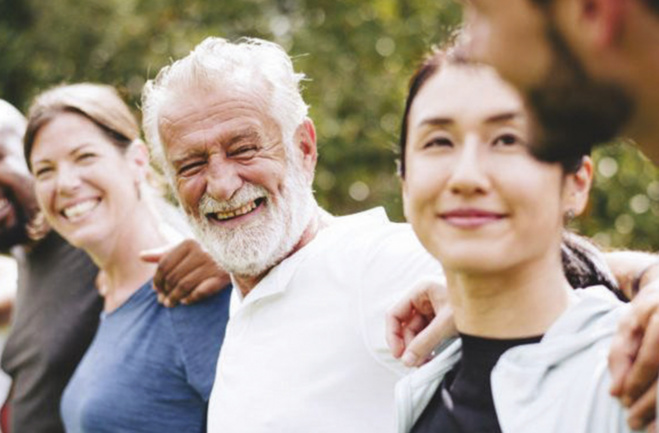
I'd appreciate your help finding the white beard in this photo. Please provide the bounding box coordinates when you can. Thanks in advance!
[187,160,316,278]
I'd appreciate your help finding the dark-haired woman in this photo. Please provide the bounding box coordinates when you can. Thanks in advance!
[394,51,643,432]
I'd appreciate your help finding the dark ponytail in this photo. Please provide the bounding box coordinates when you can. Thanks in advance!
[561,232,624,300]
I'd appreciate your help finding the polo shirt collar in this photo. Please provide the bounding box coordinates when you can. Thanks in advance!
[229,207,390,314]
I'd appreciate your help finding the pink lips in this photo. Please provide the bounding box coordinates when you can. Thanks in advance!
[440,208,507,228]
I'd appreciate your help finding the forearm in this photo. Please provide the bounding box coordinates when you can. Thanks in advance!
[605,251,659,300]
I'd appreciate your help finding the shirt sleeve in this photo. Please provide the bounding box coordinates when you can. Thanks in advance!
[168,285,232,400]
[358,222,444,375]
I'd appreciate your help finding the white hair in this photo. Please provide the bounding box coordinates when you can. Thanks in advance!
[142,37,309,173]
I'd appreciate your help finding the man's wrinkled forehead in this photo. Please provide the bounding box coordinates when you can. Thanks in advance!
[159,79,273,130]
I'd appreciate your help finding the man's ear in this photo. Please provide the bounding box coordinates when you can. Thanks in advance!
[558,0,625,48]
[293,118,318,184]
[564,156,594,217]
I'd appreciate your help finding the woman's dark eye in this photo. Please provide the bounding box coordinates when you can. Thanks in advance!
[493,134,522,147]
[424,137,453,148]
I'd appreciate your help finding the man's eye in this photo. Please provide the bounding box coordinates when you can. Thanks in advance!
[177,161,205,176]
[229,146,258,157]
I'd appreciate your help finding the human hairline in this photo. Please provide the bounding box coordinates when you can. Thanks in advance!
[23,83,139,171]
[142,36,309,176]
[398,48,609,294]
[398,48,585,177]
[397,47,480,178]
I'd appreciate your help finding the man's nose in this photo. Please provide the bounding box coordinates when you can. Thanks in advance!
[206,158,243,202]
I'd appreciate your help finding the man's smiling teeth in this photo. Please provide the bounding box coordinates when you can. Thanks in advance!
[213,201,258,221]
[62,199,99,219]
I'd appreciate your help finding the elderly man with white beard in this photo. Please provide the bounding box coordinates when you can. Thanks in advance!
[141,37,443,433]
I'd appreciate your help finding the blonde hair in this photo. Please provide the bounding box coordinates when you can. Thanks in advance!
[24,83,140,169]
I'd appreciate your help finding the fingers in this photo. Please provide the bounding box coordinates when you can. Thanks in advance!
[179,279,228,305]
[614,284,659,408]
[386,293,429,358]
[609,312,642,397]
[146,240,196,294]
[150,239,231,307]
[410,277,445,316]
[626,382,657,430]
[386,277,453,366]
[139,246,171,263]
[622,311,659,404]
[385,302,410,359]
[402,313,431,351]
[401,305,455,367]
[162,266,217,307]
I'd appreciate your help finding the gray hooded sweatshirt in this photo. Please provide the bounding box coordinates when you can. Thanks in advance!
[395,286,647,433]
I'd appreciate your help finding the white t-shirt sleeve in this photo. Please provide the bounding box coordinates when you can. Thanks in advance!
[356,222,443,375]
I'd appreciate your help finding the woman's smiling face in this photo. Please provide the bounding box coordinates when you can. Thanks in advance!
[402,65,582,276]
[30,111,142,250]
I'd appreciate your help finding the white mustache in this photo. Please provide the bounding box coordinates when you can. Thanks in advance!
[198,183,269,214]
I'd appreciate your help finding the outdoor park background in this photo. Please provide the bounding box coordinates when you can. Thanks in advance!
[1,0,657,251]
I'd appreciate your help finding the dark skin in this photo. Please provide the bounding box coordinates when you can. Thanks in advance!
[608,256,659,432]
[0,124,39,253]
[141,239,231,307]
[0,109,37,325]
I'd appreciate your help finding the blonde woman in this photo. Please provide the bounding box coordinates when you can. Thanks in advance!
[24,83,231,433]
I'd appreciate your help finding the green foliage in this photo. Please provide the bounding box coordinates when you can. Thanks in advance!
[1,0,656,249]
[574,142,659,251]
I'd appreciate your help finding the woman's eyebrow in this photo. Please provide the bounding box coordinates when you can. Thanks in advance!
[419,117,454,127]
[32,144,91,166]
[484,112,521,124]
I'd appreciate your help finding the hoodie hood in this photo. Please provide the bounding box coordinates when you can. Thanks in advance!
[491,286,635,433]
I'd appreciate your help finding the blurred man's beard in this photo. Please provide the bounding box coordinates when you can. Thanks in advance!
[527,19,633,163]
[187,160,316,278]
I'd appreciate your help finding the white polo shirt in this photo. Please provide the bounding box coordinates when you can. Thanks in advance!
[207,208,443,433]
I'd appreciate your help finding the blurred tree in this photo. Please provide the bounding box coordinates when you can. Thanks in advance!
[1,0,656,250]
[573,143,659,251]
